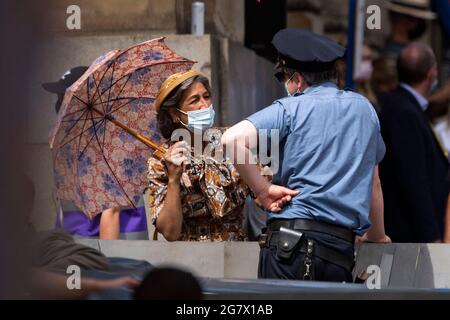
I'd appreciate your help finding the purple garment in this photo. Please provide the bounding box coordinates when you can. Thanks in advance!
[55,206,147,238]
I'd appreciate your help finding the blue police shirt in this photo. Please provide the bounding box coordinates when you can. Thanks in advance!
[246,82,385,235]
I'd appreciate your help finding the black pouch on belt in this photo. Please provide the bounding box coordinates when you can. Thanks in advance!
[276,227,304,260]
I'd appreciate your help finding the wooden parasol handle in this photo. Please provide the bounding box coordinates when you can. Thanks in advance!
[91,106,166,159]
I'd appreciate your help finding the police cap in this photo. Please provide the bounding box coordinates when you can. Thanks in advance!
[272,28,346,74]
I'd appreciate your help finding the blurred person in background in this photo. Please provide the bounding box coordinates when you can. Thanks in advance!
[430,0,450,140]
[133,267,202,300]
[22,174,147,300]
[379,42,449,243]
[375,0,450,121]
[355,44,379,112]
[383,0,435,56]
[373,0,436,102]
[0,0,45,299]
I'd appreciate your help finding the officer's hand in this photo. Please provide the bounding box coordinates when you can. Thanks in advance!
[256,183,299,212]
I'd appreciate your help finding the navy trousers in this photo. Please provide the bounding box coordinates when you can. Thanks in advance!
[258,231,354,282]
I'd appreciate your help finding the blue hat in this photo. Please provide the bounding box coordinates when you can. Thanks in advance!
[272,28,346,73]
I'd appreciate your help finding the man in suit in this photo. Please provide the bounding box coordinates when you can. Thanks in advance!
[379,42,449,243]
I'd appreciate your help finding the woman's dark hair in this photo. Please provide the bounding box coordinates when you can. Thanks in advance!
[157,75,211,139]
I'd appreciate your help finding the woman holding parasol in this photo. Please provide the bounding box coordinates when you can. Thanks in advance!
[148,69,253,241]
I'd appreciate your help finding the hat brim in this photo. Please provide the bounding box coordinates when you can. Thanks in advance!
[155,69,204,112]
[387,3,436,20]
[42,81,67,94]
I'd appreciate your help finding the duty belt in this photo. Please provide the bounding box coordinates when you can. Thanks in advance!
[267,218,354,242]
[258,219,355,273]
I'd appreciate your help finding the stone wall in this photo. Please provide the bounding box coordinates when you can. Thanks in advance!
[176,0,245,44]
[45,0,177,33]
[44,0,245,44]
[212,37,284,126]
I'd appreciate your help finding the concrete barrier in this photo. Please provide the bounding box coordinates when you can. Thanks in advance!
[354,243,450,289]
[77,239,260,279]
[75,239,450,289]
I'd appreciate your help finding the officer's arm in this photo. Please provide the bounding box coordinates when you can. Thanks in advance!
[222,120,265,193]
[222,120,298,212]
[362,166,391,243]
[222,120,259,149]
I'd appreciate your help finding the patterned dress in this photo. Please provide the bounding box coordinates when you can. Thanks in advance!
[147,128,250,241]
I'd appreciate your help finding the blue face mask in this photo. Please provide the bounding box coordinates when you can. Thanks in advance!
[177,105,215,131]
[284,73,300,97]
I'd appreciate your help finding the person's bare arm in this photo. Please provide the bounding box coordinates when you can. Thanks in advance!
[222,120,299,212]
[443,193,450,243]
[428,81,450,105]
[358,166,391,243]
[155,181,183,241]
[99,207,120,239]
[154,141,188,241]
[30,269,139,299]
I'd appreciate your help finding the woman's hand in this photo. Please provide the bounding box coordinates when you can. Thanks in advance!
[163,141,190,183]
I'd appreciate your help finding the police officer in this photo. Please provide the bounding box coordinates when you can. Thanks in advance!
[222,28,391,282]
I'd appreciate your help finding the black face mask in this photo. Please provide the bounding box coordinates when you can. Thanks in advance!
[408,19,427,40]
[55,94,63,113]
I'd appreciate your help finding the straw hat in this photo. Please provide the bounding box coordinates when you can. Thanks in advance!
[387,0,436,20]
[155,69,204,112]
